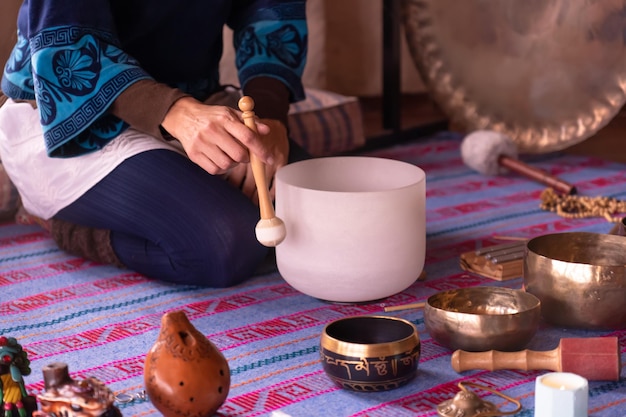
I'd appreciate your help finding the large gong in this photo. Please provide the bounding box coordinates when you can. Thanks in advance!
[402,0,626,153]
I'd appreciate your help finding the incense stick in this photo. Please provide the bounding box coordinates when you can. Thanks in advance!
[384,302,425,312]
[491,235,530,241]
[475,241,525,256]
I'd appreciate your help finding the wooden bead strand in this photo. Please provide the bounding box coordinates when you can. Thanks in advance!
[540,187,626,222]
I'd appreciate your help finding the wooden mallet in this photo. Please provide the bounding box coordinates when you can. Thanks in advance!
[238,96,286,247]
[451,337,621,381]
[461,130,577,195]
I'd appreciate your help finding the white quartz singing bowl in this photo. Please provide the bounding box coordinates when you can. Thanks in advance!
[275,156,426,303]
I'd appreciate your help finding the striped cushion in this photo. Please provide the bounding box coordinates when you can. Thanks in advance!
[288,88,365,156]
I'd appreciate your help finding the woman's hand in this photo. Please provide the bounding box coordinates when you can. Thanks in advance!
[161,96,289,203]
[161,96,274,175]
[224,118,289,203]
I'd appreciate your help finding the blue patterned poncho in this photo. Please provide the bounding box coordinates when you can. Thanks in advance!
[1,0,307,157]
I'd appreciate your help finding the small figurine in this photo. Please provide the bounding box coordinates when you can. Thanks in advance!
[32,362,122,417]
[144,311,230,417]
[0,336,37,417]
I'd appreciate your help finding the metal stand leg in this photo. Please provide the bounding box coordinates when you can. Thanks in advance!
[382,0,401,132]
[355,0,447,152]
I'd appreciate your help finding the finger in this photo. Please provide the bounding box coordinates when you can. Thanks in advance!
[228,119,274,165]
[251,189,260,206]
[265,168,276,194]
[234,111,270,135]
[267,177,276,201]
[240,166,258,200]
[224,164,247,188]
[193,157,222,175]
[193,148,237,175]
[210,125,251,163]
[255,121,271,135]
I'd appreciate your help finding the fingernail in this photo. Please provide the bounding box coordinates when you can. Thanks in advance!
[266,156,275,166]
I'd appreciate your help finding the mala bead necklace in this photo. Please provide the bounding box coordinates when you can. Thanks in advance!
[540,187,626,222]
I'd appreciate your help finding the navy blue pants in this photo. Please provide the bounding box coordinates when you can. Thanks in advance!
[55,142,309,287]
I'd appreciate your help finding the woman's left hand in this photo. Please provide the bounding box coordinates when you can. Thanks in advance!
[224,118,289,204]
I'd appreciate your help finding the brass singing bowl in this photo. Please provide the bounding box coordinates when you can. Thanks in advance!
[424,286,541,352]
[320,315,421,392]
[524,232,626,330]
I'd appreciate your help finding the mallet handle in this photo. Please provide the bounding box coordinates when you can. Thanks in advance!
[499,155,576,195]
[238,96,276,220]
[452,348,561,374]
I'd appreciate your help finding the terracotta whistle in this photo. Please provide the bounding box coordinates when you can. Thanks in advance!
[144,311,230,417]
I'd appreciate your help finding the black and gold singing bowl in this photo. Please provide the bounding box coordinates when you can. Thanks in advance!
[524,232,626,330]
[425,286,541,352]
[320,316,421,391]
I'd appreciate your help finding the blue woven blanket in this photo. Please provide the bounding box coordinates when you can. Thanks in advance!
[2,132,625,416]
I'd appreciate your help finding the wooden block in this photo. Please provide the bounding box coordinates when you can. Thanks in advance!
[459,250,523,281]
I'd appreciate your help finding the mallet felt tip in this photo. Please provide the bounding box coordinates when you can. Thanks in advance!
[461,130,577,195]
[451,337,621,381]
[238,96,286,247]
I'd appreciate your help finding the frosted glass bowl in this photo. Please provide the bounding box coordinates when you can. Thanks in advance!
[275,156,426,303]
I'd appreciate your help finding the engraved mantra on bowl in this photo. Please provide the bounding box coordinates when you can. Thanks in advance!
[321,350,420,379]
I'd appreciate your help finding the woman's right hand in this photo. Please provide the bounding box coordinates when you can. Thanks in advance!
[160,96,273,175]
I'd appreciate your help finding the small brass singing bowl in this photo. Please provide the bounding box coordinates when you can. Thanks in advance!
[524,232,626,330]
[320,315,421,391]
[424,286,541,352]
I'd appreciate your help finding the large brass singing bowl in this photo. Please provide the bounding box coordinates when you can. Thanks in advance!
[524,232,626,330]
[401,0,626,153]
[424,286,541,352]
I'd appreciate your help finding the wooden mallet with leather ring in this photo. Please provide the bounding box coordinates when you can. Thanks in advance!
[238,96,286,247]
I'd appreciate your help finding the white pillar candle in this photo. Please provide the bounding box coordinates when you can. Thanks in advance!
[535,372,589,417]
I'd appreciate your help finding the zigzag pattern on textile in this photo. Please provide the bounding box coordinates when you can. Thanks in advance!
[2,132,626,416]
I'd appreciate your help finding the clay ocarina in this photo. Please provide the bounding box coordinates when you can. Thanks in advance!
[144,311,230,417]
[33,362,122,417]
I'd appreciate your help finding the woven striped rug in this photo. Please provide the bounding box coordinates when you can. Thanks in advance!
[2,132,625,416]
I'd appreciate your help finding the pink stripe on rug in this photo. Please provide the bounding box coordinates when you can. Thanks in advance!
[1,272,147,313]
